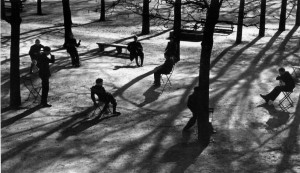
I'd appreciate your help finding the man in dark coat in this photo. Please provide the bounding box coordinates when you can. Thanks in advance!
[260,67,295,103]
[66,34,81,67]
[91,78,121,115]
[37,46,55,107]
[153,54,175,87]
[29,39,44,73]
[127,35,144,67]
[164,36,179,63]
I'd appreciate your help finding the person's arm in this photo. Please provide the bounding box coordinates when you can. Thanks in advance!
[127,42,132,51]
[91,88,97,105]
[29,46,34,56]
[138,42,143,51]
[48,54,55,63]
[76,40,81,47]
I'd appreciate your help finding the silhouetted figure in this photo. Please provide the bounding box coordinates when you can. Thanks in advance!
[127,35,144,67]
[36,46,55,107]
[66,34,81,67]
[153,55,175,87]
[29,39,44,73]
[91,78,121,115]
[164,36,179,63]
[260,67,295,103]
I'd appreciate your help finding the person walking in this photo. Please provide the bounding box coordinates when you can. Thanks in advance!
[36,46,55,107]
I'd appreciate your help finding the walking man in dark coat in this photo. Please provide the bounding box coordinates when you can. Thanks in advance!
[260,67,295,103]
[29,39,44,73]
[127,35,144,67]
[37,46,55,107]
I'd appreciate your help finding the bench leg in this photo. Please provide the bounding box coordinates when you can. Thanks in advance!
[116,47,122,54]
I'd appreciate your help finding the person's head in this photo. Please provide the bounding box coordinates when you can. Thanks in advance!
[43,46,51,55]
[95,78,103,86]
[35,39,41,45]
[278,67,285,75]
[133,35,138,42]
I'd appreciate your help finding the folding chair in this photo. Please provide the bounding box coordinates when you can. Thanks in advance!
[21,74,42,103]
[278,91,293,111]
[160,65,175,94]
[90,100,112,118]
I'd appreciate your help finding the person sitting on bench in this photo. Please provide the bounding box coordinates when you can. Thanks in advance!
[260,67,295,104]
[127,35,144,67]
[29,39,44,73]
[91,78,121,115]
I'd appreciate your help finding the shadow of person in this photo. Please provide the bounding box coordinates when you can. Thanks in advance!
[56,113,120,141]
[138,85,161,107]
[257,103,290,130]
[160,140,207,173]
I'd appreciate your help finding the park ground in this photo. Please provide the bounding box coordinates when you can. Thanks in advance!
[1,0,300,172]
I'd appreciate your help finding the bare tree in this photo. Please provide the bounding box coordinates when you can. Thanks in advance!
[259,0,266,36]
[100,0,105,21]
[37,0,42,15]
[296,0,300,26]
[279,0,287,31]
[236,0,245,43]
[10,0,22,107]
[62,0,73,46]
[141,0,150,35]
[197,0,223,144]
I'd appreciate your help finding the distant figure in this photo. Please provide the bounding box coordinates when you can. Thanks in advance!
[65,34,81,67]
[164,36,179,63]
[153,54,175,87]
[260,67,295,103]
[36,46,55,107]
[127,35,144,67]
[91,78,121,115]
[29,39,44,73]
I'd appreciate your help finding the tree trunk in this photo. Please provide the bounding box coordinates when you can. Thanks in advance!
[259,0,266,36]
[141,0,150,35]
[236,0,245,43]
[37,0,42,15]
[100,0,105,21]
[1,0,7,20]
[173,0,181,61]
[10,0,22,107]
[279,0,287,31]
[296,0,300,26]
[62,0,73,45]
[197,0,222,144]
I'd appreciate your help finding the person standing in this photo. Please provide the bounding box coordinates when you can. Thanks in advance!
[127,35,144,67]
[260,67,295,103]
[66,34,81,67]
[29,39,44,73]
[37,46,55,107]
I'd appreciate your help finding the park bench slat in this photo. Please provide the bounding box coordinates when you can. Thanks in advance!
[96,42,128,53]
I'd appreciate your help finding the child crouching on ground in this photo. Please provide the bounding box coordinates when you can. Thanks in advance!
[91,78,121,115]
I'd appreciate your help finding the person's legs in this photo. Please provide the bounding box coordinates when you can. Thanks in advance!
[137,51,144,66]
[41,77,50,106]
[69,51,76,66]
[73,49,80,66]
[107,93,120,114]
[154,70,162,86]
[266,86,285,101]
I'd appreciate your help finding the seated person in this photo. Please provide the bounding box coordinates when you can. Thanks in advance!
[127,35,144,67]
[260,67,295,103]
[91,78,120,115]
[153,55,175,87]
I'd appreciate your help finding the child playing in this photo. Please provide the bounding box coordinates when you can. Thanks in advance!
[91,78,121,115]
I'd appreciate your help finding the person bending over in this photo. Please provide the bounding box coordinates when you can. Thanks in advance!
[91,78,121,115]
[127,35,144,67]
[260,67,295,104]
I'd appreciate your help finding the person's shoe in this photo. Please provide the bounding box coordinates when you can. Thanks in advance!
[41,103,52,107]
[113,111,121,116]
[153,82,161,87]
[260,94,269,103]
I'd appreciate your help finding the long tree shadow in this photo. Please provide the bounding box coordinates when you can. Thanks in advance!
[1,105,41,128]
[1,106,95,162]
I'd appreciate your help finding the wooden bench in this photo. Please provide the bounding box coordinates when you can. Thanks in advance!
[96,42,128,54]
